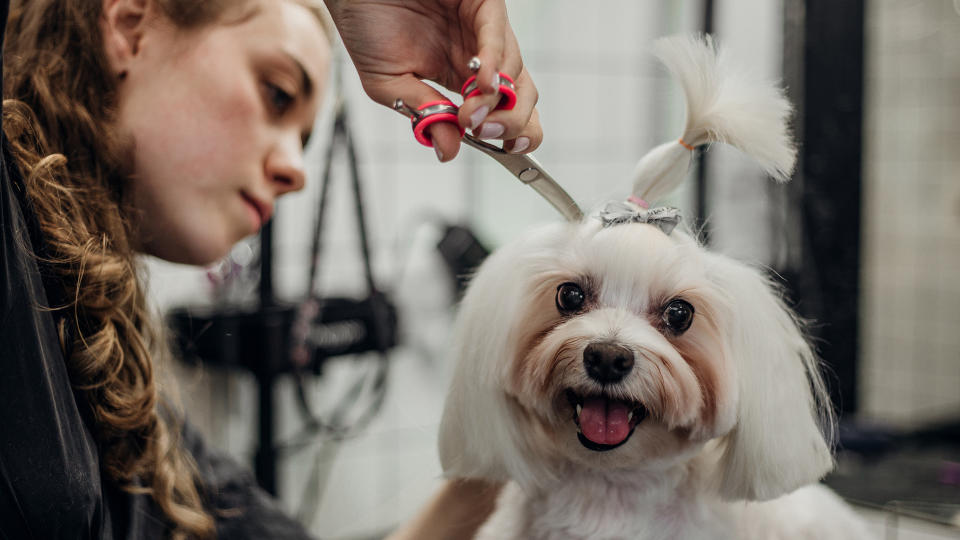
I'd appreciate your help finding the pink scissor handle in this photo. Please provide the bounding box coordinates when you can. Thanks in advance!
[460,72,517,110]
[396,69,517,148]
[411,100,464,147]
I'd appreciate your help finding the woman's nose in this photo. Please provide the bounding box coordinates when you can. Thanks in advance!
[265,132,306,195]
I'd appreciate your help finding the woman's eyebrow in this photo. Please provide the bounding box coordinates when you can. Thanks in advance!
[284,52,314,97]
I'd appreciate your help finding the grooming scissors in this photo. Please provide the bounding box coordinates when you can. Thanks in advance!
[459,135,583,223]
[393,58,583,223]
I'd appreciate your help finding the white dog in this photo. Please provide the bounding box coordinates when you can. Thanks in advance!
[438,35,871,540]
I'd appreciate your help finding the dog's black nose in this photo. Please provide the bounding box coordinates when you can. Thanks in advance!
[583,342,634,384]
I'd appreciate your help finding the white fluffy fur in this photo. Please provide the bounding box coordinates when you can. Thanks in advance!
[439,224,869,539]
[631,35,797,204]
[437,34,870,539]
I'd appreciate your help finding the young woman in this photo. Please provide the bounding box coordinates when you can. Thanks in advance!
[0,0,540,537]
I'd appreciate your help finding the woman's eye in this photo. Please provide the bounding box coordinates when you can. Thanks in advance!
[662,299,695,333]
[264,82,294,114]
[556,283,586,313]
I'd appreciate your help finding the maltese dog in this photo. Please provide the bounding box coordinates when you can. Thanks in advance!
[438,35,871,539]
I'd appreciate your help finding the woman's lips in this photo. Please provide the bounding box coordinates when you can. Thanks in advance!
[240,192,272,230]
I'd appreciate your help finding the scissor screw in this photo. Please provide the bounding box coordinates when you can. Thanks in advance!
[519,168,540,182]
[468,56,482,72]
[393,98,419,118]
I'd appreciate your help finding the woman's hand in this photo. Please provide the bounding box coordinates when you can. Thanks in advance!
[324,0,542,161]
[385,478,502,539]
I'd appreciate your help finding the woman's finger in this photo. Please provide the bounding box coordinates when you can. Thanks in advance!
[458,1,521,135]
[471,0,508,96]
[365,73,463,162]
[470,66,537,141]
[502,106,543,154]
[458,29,525,139]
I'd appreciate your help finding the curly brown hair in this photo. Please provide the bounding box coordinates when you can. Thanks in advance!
[3,0,329,538]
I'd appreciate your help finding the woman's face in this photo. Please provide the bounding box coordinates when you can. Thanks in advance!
[110,0,330,265]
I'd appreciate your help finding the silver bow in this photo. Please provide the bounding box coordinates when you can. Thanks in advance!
[598,201,682,235]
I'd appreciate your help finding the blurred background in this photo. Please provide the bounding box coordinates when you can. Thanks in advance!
[145,0,960,538]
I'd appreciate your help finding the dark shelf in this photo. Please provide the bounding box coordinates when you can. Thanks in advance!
[826,421,960,528]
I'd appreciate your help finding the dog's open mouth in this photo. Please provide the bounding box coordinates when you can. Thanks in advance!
[566,389,647,452]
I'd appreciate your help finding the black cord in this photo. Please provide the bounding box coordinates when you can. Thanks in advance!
[279,353,389,456]
[281,93,393,471]
[294,437,341,524]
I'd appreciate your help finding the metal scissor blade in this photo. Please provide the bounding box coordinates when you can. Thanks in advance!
[462,135,583,222]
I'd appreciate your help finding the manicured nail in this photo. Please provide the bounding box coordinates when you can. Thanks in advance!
[470,105,489,129]
[477,122,505,139]
[434,144,444,161]
[511,137,530,153]
[490,73,500,93]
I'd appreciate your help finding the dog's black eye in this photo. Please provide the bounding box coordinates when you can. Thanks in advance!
[556,283,585,313]
[662,299,694,333]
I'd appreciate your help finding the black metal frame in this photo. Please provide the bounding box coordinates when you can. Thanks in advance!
[785,0,865,416]
[253,100,393,494]
[167,99,395,496]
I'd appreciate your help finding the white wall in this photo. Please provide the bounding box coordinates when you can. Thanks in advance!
[858,0,960,426]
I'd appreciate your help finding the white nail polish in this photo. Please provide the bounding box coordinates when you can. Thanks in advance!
[491,73,501,93]
[511,136,530,153]
[470,105,489,130]
[477,122,505,139]
[434,145,444,162]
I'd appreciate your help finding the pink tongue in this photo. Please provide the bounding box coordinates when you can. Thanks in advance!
[579,396,632,445]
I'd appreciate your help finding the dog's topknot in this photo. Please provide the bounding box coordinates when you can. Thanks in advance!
[630,34,797,205]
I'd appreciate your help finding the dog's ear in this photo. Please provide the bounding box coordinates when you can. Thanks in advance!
[438,309,515,485]
[438,239,542,487]
[706,253,834,501]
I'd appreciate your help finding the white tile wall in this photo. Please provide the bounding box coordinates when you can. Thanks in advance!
[859,0,960,426]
